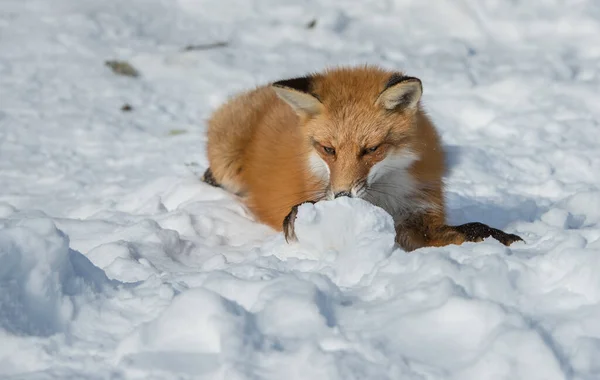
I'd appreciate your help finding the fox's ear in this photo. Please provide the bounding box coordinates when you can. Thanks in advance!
[272,76,323,117]
[377,75,422,112]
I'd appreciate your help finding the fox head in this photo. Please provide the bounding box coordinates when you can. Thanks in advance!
[271,66,423,201]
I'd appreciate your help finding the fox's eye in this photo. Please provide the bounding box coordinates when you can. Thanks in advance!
[364,145,380,154]
[322,146,336,155]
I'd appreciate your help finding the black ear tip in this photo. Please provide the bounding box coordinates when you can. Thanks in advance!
[272,76,313,94]
[384,74,422,91]
[408,77,423,91]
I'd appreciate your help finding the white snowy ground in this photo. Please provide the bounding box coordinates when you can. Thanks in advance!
[1,0,600,378]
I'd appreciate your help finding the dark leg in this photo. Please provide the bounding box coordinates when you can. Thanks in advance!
[283,201,316,243]
[396,214,523,252]
[202,168,222,188]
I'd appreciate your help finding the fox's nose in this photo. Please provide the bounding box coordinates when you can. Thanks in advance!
[334,191,352,198]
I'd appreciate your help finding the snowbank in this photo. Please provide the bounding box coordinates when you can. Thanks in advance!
[267,197,397,287]
[0,218,109,337]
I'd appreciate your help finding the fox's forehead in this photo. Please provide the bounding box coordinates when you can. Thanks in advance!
[309,114,390,147]
[312,66,396,102]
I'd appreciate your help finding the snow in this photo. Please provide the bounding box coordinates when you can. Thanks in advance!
[1,0,600,378]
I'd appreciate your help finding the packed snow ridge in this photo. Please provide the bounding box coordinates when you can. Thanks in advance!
[2,0,600,379]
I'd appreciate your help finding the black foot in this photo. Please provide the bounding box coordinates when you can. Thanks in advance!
[283,201,316,243]
[453,222,523,246]
[202,168,222,188]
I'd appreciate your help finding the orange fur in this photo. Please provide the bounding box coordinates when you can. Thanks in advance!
[205,65,523,251]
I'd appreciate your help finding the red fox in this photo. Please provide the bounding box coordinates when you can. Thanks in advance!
[203,65,523,251]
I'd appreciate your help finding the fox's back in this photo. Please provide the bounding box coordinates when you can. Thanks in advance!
[206,85,324,228]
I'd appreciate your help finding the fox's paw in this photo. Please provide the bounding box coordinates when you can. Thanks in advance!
[453,222,523,246]
[282,201,316,243]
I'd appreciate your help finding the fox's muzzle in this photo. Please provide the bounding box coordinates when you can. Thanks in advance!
[334,191,352,198]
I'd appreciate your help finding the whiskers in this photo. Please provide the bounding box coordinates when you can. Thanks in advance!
[362,175,441,218]
[362,171,421,214]
[352,180,368,198]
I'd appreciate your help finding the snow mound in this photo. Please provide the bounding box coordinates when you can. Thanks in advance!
[0,218,110,337]
[115,287,258,376]
[270,197,396,287]
[293,197,396,253]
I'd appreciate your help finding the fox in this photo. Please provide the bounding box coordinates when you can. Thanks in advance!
[202,65,523,251]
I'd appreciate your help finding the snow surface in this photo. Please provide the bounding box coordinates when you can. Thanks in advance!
[2,0,600,378]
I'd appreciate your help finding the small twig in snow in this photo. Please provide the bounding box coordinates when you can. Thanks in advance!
[183,42,229,51]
